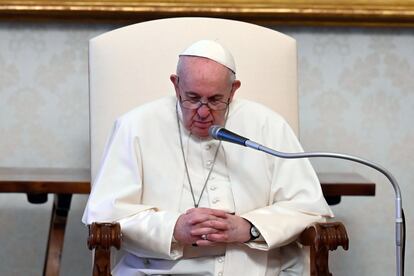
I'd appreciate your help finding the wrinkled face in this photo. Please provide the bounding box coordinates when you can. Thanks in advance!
[170,56,241,138]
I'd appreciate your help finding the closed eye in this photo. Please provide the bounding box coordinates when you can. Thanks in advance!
[208,96,224,103]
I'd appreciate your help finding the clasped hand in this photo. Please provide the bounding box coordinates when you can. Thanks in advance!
[173,207,251,246]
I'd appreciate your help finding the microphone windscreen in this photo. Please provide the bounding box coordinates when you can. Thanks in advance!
[209,125,223,139]
[209,125,248,146]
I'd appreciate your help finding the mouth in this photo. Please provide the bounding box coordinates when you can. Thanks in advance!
[193,121,212,129]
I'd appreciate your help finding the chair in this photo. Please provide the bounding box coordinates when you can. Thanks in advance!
[87,17,348,276]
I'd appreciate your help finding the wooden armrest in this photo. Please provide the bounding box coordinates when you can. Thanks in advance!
[299,222,349,276]
[87,222,122,276]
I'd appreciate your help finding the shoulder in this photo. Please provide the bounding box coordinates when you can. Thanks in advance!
[227,98,299,147]
[122,96,175,118]
[229,98,288,128]
[117,96,176,125]
[108,96,176,138]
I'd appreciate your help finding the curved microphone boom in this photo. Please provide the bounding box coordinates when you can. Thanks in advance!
[209,125,405,276]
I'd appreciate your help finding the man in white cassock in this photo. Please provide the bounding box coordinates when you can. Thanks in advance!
[83,40,333,276]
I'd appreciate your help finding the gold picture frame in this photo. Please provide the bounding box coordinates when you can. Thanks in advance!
[1,0,414,27]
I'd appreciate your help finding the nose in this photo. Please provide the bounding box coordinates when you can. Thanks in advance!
[196,104,211,118]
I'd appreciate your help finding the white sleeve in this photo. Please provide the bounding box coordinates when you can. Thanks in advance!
[118,210,184,260]
[82,116,183,259]
[241,118,332,251]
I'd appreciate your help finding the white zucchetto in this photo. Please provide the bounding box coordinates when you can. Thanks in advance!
[179,40,236,73]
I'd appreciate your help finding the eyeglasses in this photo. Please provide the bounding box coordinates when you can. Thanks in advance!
[179,95,229,111]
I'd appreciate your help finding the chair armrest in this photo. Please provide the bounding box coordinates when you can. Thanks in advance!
[87,222,122,276]
[299,222,349,276]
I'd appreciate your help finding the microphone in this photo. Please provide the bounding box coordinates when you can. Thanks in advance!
[209,125,405,276]
[209,125,271,151]
[208,125,249,146]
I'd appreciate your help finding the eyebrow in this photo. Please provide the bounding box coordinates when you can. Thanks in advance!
[183,91,224,100]
[183,91,200,97]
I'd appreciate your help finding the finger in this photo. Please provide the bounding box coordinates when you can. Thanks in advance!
[205,232,229,243]
[196,239,219,247]
[189,214,223,225]
[185,208,197,214]
[209,219,229,230]
[186,207,215,214]
[186,207,228,218]
[186,207,213,214]
[208,209,228,218]
[188,234,204,243]
[190,227,222,236]
[195,219,229,230]
[187,213,209,225]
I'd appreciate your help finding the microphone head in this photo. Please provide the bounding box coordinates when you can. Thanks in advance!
[209,125,223,139]
[209,125,249,146]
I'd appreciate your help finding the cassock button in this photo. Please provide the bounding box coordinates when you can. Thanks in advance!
[204,144,212,150]
[206,160,213,168]
[210,185,217,191]
[217,256,224,263]
[143,258,151,267]
[218,272,223,276]
[212,198,220,204]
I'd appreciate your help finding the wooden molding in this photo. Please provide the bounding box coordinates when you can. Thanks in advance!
[299,222,349,276]
[88,222,121,276]
[1,0,414,26]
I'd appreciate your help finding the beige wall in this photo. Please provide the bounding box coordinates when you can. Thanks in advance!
[288,27,414,275]
[0,23,412,275]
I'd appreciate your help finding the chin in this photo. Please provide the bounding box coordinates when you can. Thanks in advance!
[191,128,210,139]
[194,132,210,139]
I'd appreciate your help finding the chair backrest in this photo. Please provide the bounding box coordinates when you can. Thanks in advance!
[89,17,298,180]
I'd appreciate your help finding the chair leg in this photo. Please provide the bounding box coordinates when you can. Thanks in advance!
[92,248,112,276]
[310,244,331,276]
[43,194,72,276]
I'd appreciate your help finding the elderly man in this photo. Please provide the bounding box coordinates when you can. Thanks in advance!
[83,40,333,276]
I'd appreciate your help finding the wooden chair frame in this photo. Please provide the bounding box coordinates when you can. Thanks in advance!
[88,221,348,276]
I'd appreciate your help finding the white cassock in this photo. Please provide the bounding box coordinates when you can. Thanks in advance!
[82,96,333,276]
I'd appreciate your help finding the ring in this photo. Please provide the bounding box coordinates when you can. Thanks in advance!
[201,234,208,240]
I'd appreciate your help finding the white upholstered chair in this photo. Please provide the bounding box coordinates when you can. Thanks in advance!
[86,17,348,276]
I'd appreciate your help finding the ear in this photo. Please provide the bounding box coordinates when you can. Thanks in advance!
[229,80,241,101]
[170,74,180,98]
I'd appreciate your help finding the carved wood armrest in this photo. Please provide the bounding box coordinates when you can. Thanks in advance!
[87,222,122,276]
[299,222,349,276]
